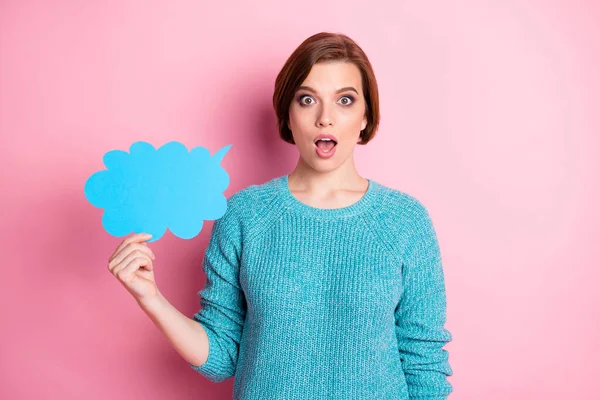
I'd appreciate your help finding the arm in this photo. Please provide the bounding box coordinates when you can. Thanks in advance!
[187,194,247,382]
[395,201,453,399]
[138,291,210,367]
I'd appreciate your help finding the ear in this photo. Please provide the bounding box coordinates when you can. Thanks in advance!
[361,115,367,131]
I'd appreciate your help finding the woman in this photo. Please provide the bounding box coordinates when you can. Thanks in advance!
[108,32,453,399]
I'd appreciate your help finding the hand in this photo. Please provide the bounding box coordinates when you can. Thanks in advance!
[108,232,158,304]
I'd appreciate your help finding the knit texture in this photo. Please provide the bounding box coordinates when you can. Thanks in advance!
[188,174,453,399]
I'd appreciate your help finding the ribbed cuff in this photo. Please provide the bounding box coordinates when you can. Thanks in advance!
[187,323,230,382]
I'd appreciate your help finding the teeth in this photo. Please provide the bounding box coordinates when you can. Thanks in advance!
[315,137,336,154]
[315,138,336,144]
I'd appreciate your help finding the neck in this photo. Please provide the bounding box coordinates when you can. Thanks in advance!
[288,155,367,194]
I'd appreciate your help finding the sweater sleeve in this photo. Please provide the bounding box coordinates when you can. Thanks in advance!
[395,200,453,399]
[188,195,247,382]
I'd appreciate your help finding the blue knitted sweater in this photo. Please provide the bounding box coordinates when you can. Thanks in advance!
[189,174,453,399]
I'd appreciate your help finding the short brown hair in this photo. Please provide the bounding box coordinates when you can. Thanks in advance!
[272,32,380,145]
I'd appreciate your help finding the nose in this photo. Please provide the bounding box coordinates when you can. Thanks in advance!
[316,103,333,127]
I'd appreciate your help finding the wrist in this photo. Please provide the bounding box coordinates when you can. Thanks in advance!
[137,290,164,313]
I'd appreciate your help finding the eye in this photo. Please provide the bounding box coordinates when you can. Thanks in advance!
[338,95,355,105]
[298,95,314,106]
[296,94,355,106]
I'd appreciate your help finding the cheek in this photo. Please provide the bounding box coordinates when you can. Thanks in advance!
[288,107,302,129]
[339,104,364,120]
[288,108,313,132]
[337,112,365,131]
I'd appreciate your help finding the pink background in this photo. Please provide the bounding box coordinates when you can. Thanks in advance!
[1,1,598,399]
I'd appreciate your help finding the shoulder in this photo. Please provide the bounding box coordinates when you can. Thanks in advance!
[217,176,281,234]
[369,182,440,262]
[372,180,431,224]
[226,176,280,214]
[370,180,439,245]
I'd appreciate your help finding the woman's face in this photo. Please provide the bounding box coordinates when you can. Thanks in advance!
[287,61,368,171]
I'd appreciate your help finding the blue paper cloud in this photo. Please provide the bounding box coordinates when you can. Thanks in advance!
[84,141,232,242]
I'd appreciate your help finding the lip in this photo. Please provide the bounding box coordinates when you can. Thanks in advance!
[314,133,337,159]
[313,134,338,144]
[315,143,336,158]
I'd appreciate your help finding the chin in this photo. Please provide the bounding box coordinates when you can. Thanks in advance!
[305,154,347,173]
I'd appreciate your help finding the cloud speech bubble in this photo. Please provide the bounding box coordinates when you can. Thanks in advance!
[84,141,232,242]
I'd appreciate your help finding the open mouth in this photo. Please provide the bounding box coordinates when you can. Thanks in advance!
[314,139,337,152]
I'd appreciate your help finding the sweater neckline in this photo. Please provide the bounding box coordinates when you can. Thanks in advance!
[276,174,378,219]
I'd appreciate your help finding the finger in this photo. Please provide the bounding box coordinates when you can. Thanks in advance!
[114,254,154,278]
[109,245,155,273]
[110,247,154,274]
[110,240,155,268]
[116,257,153,281]
[109,234,139,263]
[136,268,154,280]
[110,233,152,262]
[109,233,152,263]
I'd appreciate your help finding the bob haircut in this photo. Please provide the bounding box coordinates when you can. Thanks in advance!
[273,32,380,145]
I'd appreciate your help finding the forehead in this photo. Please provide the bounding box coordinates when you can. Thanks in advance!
[299,61,362,93]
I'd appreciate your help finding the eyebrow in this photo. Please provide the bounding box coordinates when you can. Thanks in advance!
[296,86,359,95]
